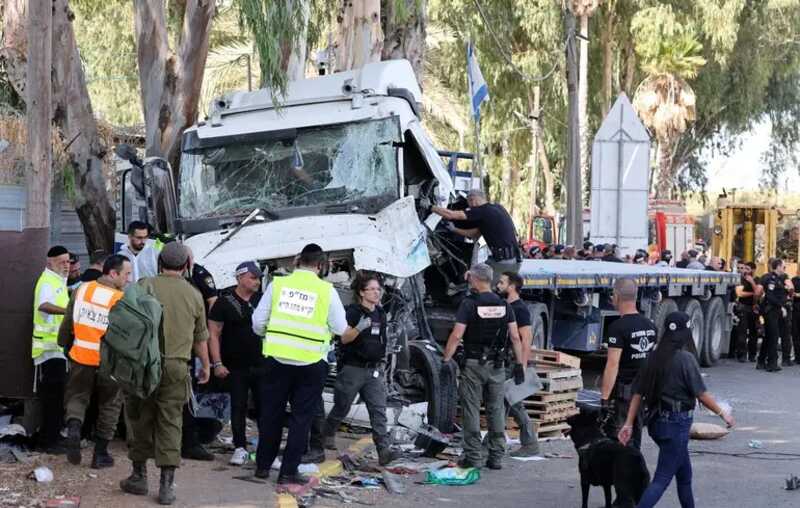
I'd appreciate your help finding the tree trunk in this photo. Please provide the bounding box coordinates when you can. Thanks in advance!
[656,139,675,198]
[578,14,590,206]
[25,0,52,230]
[134,0,215,173]
[381,0,426,85]
[622,37,636,97]
[336,0,383,71]
[51,0,116,252]
[282,0,310,81]
[539,143,556,216]
[600,6,615,115]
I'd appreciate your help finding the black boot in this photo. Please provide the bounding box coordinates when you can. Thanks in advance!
[158,466,176,505]
[91,439,114,469]
[66,418,82,465]
[120,461,148,495]
[378,447,401,466]
[181,444,214,461]
[301,447,326,464]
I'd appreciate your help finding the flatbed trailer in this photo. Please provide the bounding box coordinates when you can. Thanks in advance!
[511,260,739,367]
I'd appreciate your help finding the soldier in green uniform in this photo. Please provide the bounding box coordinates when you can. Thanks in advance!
[119,242,210,505]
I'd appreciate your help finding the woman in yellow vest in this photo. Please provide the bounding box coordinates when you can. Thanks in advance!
[58,254,131,468]
[31,246,71,454]
[251,244,347,486]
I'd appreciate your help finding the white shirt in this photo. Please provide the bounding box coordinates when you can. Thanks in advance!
[118,244,141,282]
[252,269,347,366]
[34,268,67,365]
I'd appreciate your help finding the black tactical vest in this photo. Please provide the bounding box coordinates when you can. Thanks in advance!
[463,293,509,357]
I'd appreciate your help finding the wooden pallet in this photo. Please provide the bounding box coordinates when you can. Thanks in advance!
[527,391,578,404]
[539,376,583,392]
[534,422,571,439]
[530,349,581,369]
[531,407,579,423]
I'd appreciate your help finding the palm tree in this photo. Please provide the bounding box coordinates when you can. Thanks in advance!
[633,32,705,198]
[567,0,602,201]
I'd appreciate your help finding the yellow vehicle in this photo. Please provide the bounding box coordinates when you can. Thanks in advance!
[712,198,799,276]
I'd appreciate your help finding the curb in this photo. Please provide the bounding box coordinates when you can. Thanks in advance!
[273,436,375,507]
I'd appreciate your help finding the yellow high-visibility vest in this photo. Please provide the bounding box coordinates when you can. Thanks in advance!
[263,270,332,363]
[32,270,69,359]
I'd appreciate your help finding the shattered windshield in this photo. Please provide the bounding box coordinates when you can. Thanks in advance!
[179,117,401,219]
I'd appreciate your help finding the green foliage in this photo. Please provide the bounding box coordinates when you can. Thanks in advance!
[236,0,308,97]
[631,6,706,79]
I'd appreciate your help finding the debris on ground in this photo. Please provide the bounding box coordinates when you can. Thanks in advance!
[44,496,81,507]
[690,422,730,440]
[423,467,481,486]
[786,474,800,491]
[32,466,54,483]
[381,470,408,494]
[748,440,764,449]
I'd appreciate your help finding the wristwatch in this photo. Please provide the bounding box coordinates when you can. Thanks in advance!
[211,361,223,369]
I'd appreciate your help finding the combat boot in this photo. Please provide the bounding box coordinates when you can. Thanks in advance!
[91,439,114,469]
[66,418,82,465]
[120,461,148,495]
[378,447,401,466]
[301,447,325,464]
[158,466,176,505]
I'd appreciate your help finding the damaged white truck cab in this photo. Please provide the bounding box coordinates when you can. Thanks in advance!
[119,60,460,452]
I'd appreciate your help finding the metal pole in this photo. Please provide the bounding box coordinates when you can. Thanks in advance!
[565,11,583,246]
[473,115,483,188]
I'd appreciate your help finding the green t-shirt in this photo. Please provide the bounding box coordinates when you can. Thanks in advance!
[138,274,208,360]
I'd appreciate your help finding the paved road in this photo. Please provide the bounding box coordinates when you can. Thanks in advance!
[13,359,800,507]
[379,358,800,508]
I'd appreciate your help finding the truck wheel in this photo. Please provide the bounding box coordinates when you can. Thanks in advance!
[701,297,725,367]
[679,298,705,360]
[652,298,679,341]
[408,342,457,456]
[527,303,549,350]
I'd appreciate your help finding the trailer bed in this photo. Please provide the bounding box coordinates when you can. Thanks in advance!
[518,260,739,290]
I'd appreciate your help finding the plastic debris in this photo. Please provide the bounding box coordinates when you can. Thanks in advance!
[381,470,408,494]
[748,440,763,449]
[350,476,381,488]
[32,466,54,483]
[424,467,480,486]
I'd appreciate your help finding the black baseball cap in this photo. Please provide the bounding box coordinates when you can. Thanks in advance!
[235,261,263,277]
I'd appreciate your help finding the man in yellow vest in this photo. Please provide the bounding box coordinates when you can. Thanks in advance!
[251,243,347,486]
[32,245,71,454]
[58,254,132,468]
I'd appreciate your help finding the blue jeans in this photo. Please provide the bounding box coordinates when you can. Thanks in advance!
[638,411,694,508]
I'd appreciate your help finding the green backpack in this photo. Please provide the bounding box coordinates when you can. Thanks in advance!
[99,283,163,399]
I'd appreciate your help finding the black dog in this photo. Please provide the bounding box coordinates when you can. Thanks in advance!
[566,411,650,508]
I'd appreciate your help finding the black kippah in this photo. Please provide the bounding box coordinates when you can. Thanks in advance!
[47,245,68,257]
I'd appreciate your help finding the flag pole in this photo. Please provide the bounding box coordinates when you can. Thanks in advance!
[473,114,482,188]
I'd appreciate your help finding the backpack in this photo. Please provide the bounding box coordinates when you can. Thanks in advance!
[99,283,163,399]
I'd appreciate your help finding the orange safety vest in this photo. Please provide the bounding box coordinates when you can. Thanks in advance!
[69,280,124,367]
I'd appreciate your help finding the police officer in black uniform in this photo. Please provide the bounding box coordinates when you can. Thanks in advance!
[442,263,525,470]
[792,272,800,364]
[321,272,400,466]
[600,278,657,450]
[181,248,219,460]
[758,258,789,372]
[431,189,520,265]
[734,262,760,362]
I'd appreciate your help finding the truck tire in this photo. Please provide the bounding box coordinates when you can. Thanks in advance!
[679,298,705,360]
[701,297,725,367]
[652,298,679,341]
[526,303,549,350]
[408,342,457,456]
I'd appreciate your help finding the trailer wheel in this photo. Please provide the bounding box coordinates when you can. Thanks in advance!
[679,298,705,360]
[526,303,549,350]
[408,342,457,456]
[701,297,725,367]
[652,298,679,341]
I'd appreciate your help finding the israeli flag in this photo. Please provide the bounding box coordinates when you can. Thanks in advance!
[467,42,489,120]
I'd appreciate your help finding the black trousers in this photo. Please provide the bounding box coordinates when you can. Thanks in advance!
[229,366,264,449]
[256,358,327,476]
[735,307,759,359]
[793,305,800,361]
[760,309,782,367]
[307,362,330,453]
[37,358,67,448]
